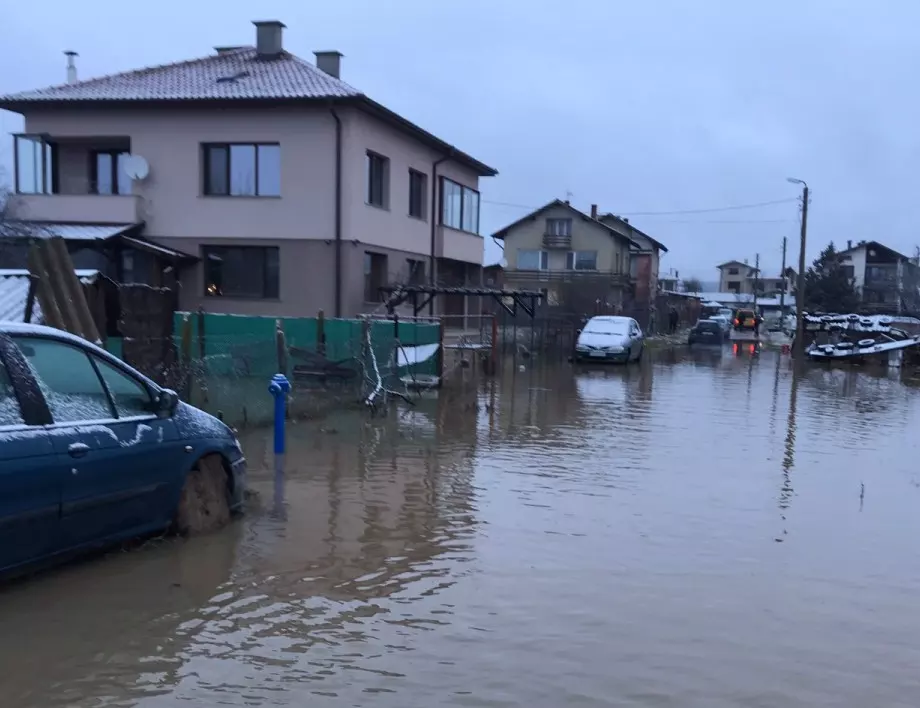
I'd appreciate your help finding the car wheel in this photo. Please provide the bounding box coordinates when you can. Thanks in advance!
[174,454,231,536]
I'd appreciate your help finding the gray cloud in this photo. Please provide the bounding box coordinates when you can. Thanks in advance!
[3,0,918,279]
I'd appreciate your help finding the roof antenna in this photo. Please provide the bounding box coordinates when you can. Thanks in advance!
[64,50,78,84]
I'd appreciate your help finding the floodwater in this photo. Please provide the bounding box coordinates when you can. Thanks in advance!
[4,347,920,707]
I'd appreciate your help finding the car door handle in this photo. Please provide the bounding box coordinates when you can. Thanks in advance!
[68,443,91,458]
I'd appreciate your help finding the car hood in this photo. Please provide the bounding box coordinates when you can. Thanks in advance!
[172,401,236,440]
[577,332,630,348]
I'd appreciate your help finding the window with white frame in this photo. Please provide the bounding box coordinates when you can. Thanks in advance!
[518,250,548,270]
[546,218,572,236]
[566,251,597,270]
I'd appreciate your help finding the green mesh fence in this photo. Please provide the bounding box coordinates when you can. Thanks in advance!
[169,313,440,426]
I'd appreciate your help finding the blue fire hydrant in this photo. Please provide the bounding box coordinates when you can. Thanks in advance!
[268,373,291,457]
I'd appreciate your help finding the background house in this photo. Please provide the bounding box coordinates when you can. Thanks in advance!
[597,209,668,306]
[838,240,920,313]
[491,199,639,314]
[716,260,759,294]
[0,20,495,320]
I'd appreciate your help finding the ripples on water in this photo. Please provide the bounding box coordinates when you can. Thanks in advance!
[3,348,920,706]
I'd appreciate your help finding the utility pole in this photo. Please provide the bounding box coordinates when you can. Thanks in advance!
[779,236,787,317]
[792,182,809,357]
[753,252,760,312]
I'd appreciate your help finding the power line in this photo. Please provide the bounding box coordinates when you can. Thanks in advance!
[481,196,798,216]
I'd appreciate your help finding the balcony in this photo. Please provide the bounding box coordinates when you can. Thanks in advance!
[543,233,572,249]
[13,194,141,224]
[12,133,140,224]
[503,269,631,286]
[435,225,484,264]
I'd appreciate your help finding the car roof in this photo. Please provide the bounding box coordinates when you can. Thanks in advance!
[0,323,159,389]
[587,316,633,323]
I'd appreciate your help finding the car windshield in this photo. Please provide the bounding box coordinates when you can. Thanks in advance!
[584,322,629,335]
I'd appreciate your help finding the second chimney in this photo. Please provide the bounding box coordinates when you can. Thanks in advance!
[314,51,343,79]
[64,50,78,84]
[590,204,598,219]
[253,20,285,58]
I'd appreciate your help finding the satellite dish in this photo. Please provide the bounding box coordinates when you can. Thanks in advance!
[123,155,150,181]
[499,257,508,268]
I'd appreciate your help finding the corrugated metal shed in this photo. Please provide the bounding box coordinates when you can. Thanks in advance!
[0,269,100,323]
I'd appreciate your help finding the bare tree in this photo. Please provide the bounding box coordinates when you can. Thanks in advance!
[683,276,702,293]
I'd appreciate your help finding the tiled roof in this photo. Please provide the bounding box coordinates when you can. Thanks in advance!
[0,48,360,103]
[0,44,497,176]
[0,270,99,323]
[0,222,137,241]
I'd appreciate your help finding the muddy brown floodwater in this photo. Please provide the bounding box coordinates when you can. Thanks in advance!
[4,348,920,706]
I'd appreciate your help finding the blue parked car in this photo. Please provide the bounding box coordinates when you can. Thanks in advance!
[0,323,246,576]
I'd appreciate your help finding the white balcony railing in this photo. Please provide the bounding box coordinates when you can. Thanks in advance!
[12,194,142,225]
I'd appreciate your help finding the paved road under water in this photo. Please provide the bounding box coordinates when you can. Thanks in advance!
[4,347,920,707]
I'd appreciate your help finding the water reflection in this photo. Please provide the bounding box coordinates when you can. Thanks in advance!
[5,350,920,706]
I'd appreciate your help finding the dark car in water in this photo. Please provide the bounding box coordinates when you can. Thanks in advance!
[688,320,725,345]
[0,324,246,577]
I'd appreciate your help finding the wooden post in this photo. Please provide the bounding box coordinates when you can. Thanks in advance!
[275,319,288,375]
[51,237,99,342]
[180,313,193,402]
[317,309,326,356]
[490,314,499,376]
[27,242,64,331]
[437,316,445,387]
[196,307,208,404]
[23,276,36,324]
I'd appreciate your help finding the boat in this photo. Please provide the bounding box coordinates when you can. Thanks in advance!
[803,313,920,363]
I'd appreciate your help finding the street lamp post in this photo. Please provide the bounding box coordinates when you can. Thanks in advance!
[787,178,809,357]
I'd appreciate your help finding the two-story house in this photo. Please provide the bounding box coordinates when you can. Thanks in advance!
[838,240,920,313]
[491,199,644,313]
[596,210,668,304]
[0,20,496,319]
[716,260,759,294]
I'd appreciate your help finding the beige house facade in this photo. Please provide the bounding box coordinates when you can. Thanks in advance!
[1,20,495,319]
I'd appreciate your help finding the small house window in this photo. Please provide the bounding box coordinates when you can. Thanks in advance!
[202,143,281,196]
[518,250,548,270]
[408,169,427,219]
[566,251,597,270]
[366,152,390,208]
[407,258,426,285]
[91,150,132,195]
[364,251,388,301]
[203,245,280,299]
[546,218,572,236]
[728,267,739,275]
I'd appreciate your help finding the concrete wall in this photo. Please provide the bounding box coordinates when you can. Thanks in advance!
[154,236,438,318]
[23,103,491,316]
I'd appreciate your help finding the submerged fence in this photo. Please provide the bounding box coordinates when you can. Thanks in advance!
[106,311,440,427]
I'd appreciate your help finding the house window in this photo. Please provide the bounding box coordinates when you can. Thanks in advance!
[364,252,388,301]
[408,169,427,219]
[203,245,280,299]
[546,218,572,236]
[407,258,426,285]
[202,143,281,196]
[518,250,548,270]
[841,265,855,280]
[14,135,54,194]
[566,251,597,270]
[727,281,741,293]
[728,267,739,275]
[440,177,480,234]
[366,152,390,208]
[92,150,132,195]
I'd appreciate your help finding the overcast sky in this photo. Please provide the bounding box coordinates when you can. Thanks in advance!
[3,0,919,281]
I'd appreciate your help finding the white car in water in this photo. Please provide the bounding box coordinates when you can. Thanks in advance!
[574,316,644,363]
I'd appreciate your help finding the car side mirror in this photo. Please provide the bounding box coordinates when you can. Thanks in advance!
[155,388,180,416]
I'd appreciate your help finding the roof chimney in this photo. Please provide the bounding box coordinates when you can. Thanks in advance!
[64,50,78,84]
[847,239,852,250]
[253,20,285,58]
[314,51,343,79]
[590,204,598,219]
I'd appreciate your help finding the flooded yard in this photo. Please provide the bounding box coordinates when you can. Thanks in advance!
[4,347,920,707]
